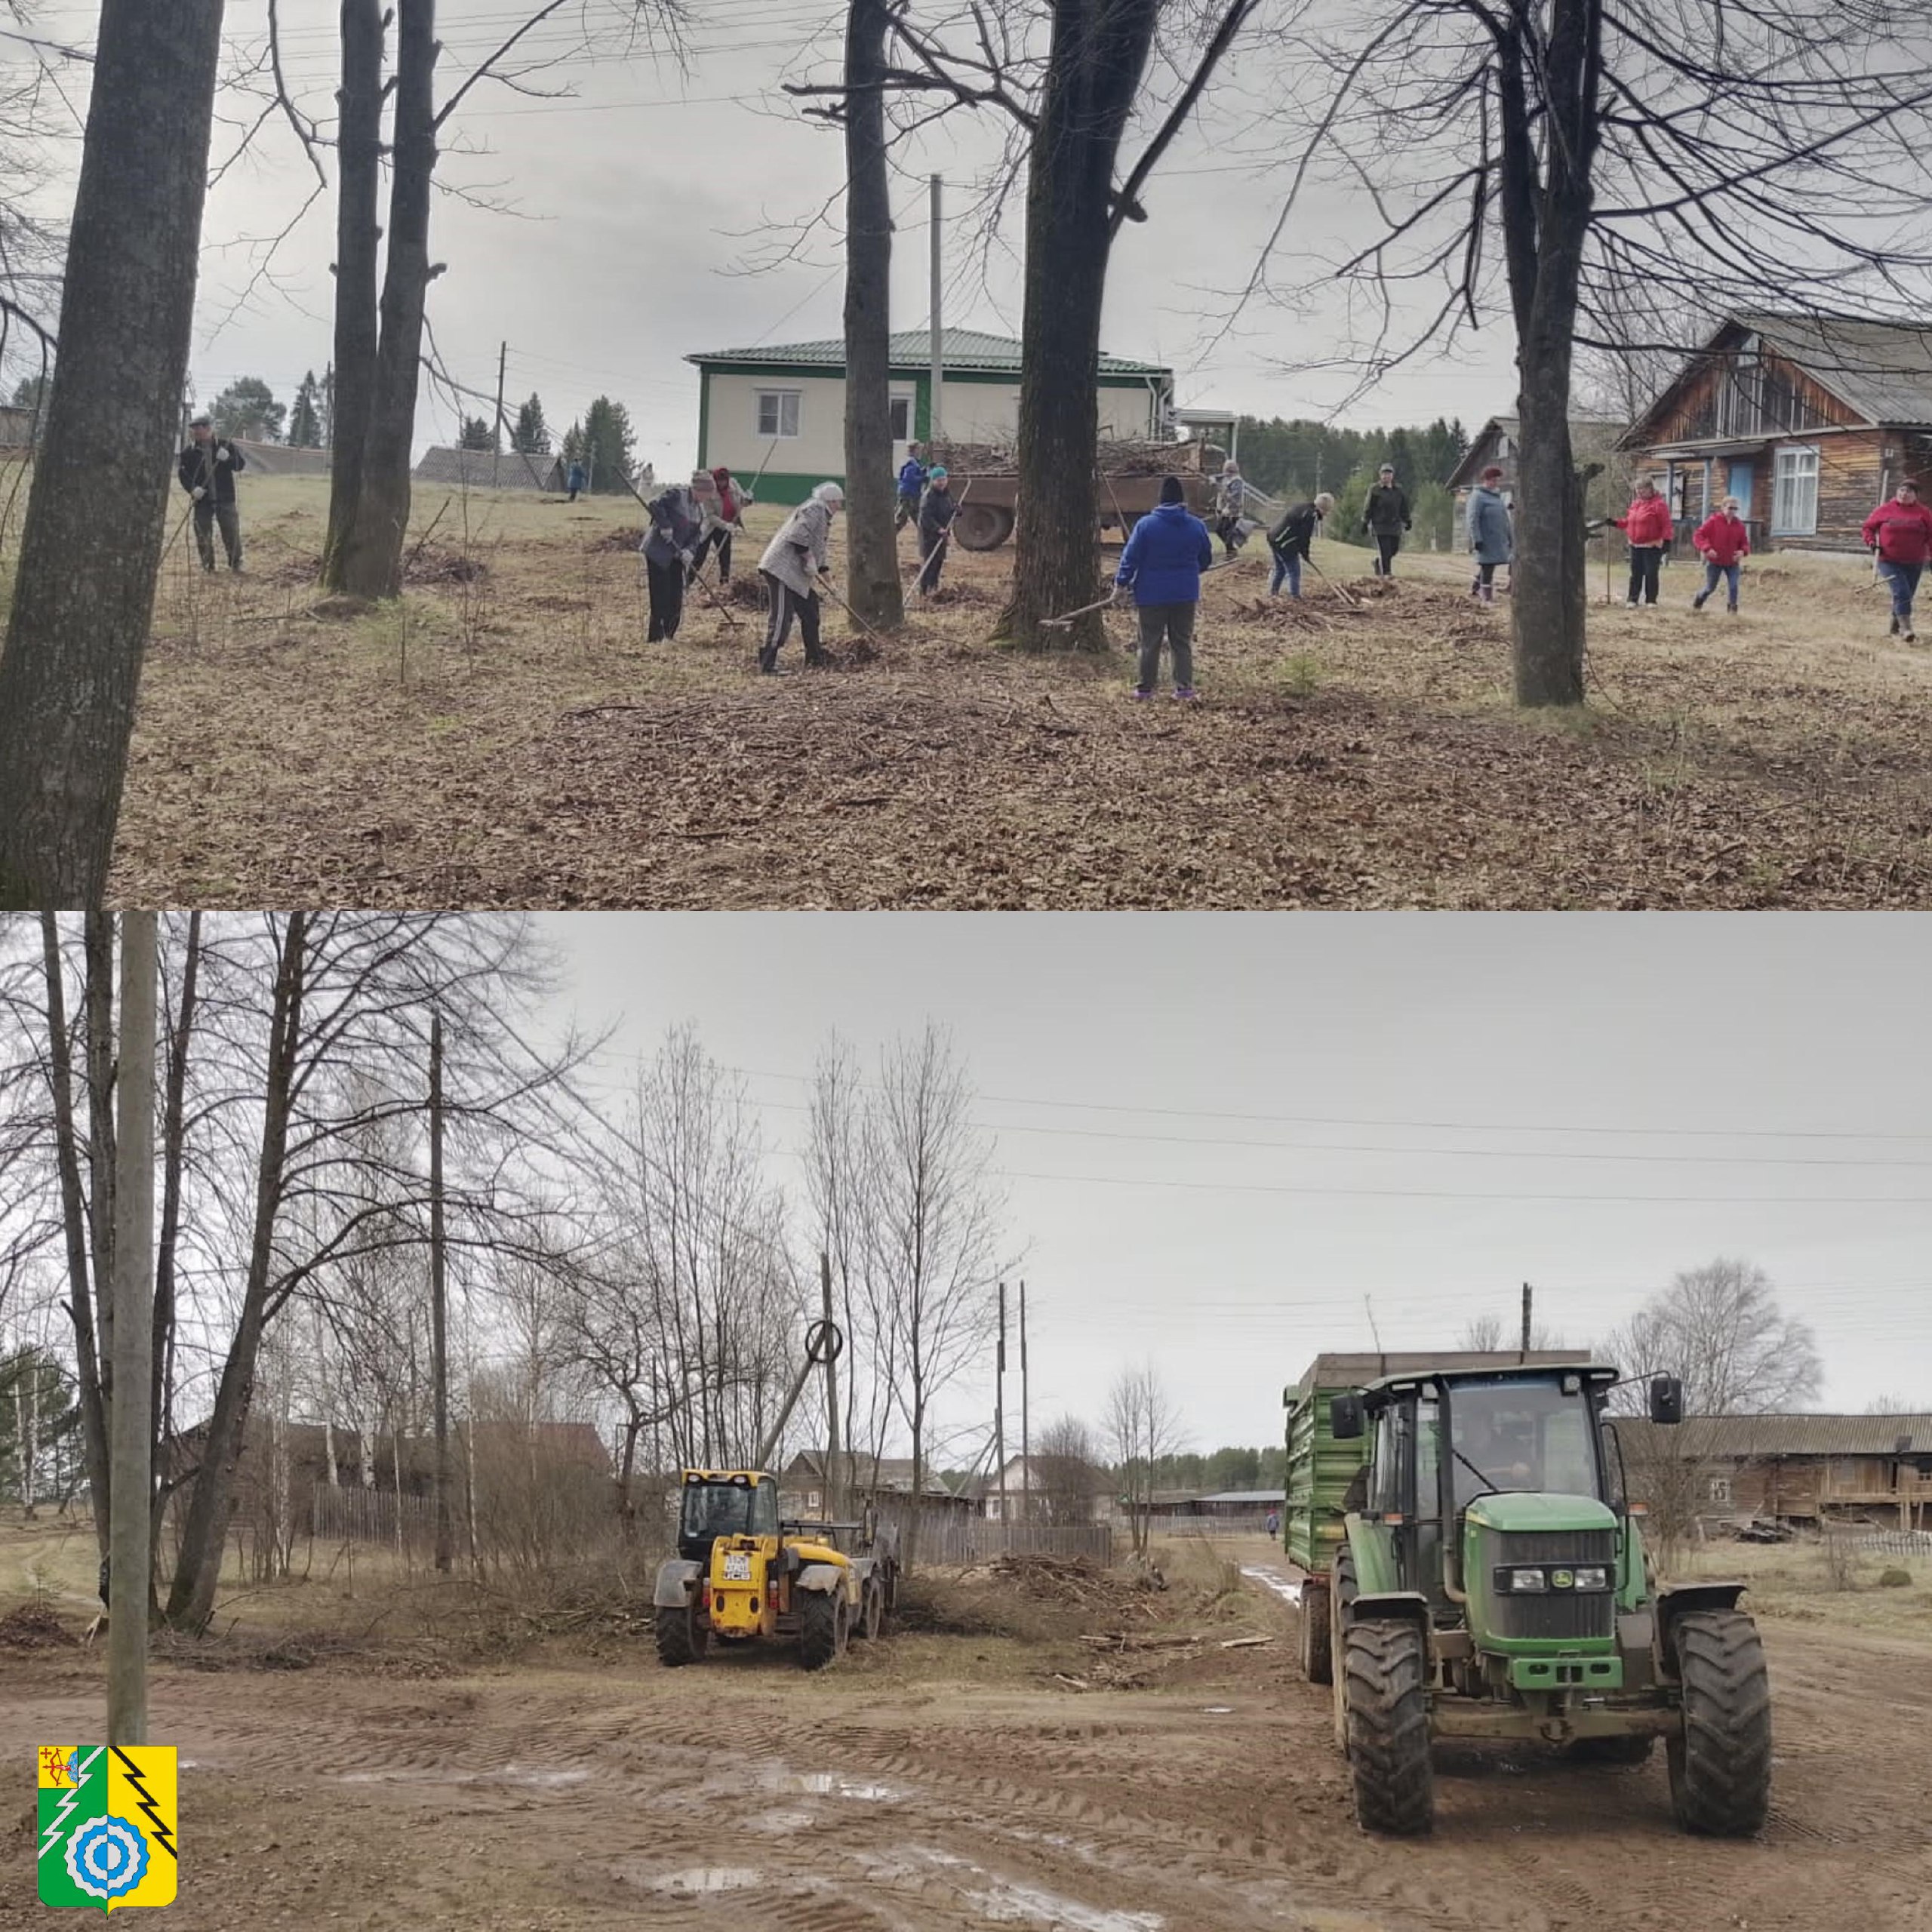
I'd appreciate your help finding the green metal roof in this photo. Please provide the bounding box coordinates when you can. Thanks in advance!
[686,328,1171,379]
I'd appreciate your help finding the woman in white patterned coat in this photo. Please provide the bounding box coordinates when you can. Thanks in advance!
[757,481,843,672]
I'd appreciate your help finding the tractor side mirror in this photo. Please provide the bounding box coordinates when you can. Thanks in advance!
[1648,1374,1684,1425]
[1330,1393,1365,1440]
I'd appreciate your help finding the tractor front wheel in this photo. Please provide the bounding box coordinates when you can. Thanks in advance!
[1299,1579,1333,1687]
[800,1589,849,1672]
[1344,1619,1435,1836]
[1667,1610,1771,1836]
[654,1598,709,1668]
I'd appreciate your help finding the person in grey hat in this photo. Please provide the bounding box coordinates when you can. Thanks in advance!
[757,481,843,671]
[177,415,247,571]
[1362,463,1411,576]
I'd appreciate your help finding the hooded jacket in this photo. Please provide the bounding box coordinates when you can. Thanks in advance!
[897,456,928,498]
[1363,482,1410,534]
[641,487,705,567]
[759,498,835,596]
[1862,497,1932,566]
[1115,500,1214,606]
[1693,511,1751,568]
[1614,493,1673,548]
[1267,500,1321,560]
[1466,485,1512,565]
[917,485,958,539]
[177,436,245,504]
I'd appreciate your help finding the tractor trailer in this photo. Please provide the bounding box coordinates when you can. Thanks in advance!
[1281,1352,1772,1838]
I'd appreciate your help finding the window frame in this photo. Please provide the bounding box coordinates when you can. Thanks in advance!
[755,388,801,440]
[1770,444,1820,537]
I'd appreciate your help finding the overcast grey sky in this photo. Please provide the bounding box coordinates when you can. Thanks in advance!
[14,0,1518,466]
[537,913,1932,1457]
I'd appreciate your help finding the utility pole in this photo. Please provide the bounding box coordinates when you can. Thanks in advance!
[429,1011,452,1573]
[108,912,157,1748]
[995,1280,1007,1527]
[928,174,943,446]
[492,339,507,489]
[1019,1279,1030,1527]
[821,1251,842,1523]
[1519,1281,1533,1362]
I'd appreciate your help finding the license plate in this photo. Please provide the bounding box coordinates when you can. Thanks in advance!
[722,1552,752,1582]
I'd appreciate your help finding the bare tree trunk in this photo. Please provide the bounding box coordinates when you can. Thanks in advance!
[321,0,387,587]
[339,0,440,601]
[163,915,309,1631]
[151,910,199,1605]
[39,915,109,1554]
[429,1009,452,1572]
[0,0,228,905]
[998,0,1158,652]
[841,0,904,630]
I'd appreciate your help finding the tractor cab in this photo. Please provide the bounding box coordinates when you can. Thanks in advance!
[676,1469,781,1563]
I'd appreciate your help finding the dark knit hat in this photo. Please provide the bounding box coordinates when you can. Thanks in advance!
[1159,475,1185,504]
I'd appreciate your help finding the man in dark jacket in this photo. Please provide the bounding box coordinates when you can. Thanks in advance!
[1361,463,1411,576]
[1115,476,1214,700]
[1267,490,1335,597]
[913,465,958,592]
[177,417,246,571]
[894,442,928,531]
[640,478,706,641]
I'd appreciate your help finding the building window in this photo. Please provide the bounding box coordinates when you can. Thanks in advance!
[890,395,911,441]
[756,390,801,439]
[806,1491,820,1512]
[1771,446,1820,535]
[1707,1476,1732,1505]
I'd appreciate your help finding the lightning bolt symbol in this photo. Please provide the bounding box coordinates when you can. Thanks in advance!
[112,1748,177,1861]
[39,1748,98,1863]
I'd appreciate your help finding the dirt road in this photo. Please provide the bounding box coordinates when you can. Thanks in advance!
[7,1571,1931,1931]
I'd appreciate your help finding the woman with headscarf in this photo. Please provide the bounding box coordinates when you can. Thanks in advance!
[698,465,752,582]
[757,481,844,672]
[914,464,957,592]
[641,475,706,641]
[1465,466,1512,604]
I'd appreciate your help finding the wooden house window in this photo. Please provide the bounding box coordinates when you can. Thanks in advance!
[1706,1475,1732,1504]
[1772,447,1820,535]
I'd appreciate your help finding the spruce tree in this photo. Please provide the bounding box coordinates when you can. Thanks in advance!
[288,370,324,448]
[511,392,550,454]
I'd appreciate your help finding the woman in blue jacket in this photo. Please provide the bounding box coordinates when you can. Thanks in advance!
[1116,477,1214,700]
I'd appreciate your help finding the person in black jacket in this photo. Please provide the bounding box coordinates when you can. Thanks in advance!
[1267,490,1335,597]
[1361,463,1411,577]
[177,417,247,571]
[913,465,958,592]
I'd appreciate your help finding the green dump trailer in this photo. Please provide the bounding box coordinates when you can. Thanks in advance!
[1281,1350,1590,1684]
[1284,1354,1773,1838]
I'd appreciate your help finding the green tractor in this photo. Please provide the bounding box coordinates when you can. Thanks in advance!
[1309,1361,1770,1837]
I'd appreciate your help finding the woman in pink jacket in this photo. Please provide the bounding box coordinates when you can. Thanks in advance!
[1611,478,1674,607]
[1691,495,1750,614]
[1861,478,1932,644]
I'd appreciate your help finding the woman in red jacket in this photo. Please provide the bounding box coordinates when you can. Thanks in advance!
[1611,478,1674,606]
[1861,478,1932,643]
[1691,494,1750,614]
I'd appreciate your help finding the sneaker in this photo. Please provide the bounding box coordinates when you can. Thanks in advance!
[1692,593,1706,611]
[1907,629,1918,645]
[1890,614,1901,636]
[1130,687,1154,700]
[1173,686,1198,702]
[1625,598,1638,608]
[1726,604,1739,615]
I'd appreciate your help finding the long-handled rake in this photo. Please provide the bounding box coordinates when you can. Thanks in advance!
[910,479,974,598]
[619,469,744,632]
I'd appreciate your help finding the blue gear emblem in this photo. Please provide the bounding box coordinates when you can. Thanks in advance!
[66,1814,150,1900]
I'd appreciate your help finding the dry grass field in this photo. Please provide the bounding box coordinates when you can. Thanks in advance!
[14,469,1926,907]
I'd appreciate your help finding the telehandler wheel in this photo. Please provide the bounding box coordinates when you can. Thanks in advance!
[1666,1609,1771,1837]
[1299,1580,1333,1687]
[1343,1619,1435,1836]
[800,1589,849,1672]
[654,1598,709,1668]
[854,1578,883,1642]
[1567,1734,1654,1767]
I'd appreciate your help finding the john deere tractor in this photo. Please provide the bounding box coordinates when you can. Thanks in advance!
[651,1467,898,1671]
[1297,1360,1770,1838]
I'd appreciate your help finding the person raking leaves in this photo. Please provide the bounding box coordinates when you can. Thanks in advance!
[758,481,844,672]
[176,415,246,572]
[1115,475,1213,701]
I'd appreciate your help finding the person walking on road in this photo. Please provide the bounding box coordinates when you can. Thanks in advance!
[1266,491,1334,598]
[1213,459,1249,558]
[1691,496,1751,614]
[1611,477,1673,606]
[177,416,247,572]
[1466,466,1512,604]
[641,475,706,641]
[915,464,958,592]
[758,481,844,672]
[566,458,586,502]
[1362,463,1411,576]
[895,441,928,531]
[1116,475,1214,701]
[1863,477,1932,643]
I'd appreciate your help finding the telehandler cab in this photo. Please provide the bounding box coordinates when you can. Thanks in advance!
[1285,1359,1771,1838]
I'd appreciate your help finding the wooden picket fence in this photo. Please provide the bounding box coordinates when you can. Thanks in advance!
[875,1508,1112,1567]
[312,1483,438,1552]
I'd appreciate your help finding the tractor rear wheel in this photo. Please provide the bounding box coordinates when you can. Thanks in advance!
[1343,1619,1435,1836]
[856,1578,882,1641]
[1667,1610,1771,1836]
[1567,1734,1654,1767]
[1299,1579,1333,1686]
[800,1589,848,1671]
[654,1598,709,1668]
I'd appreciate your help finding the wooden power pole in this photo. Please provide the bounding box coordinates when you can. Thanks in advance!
[430,1011,452,1573]
[108,912,157,1747]
[1019,1278,1030,1527]
[821,1251,841,1522]
[492,340,507,490]
[995,1280,1007,1524]
[1519,1281,1533,1362]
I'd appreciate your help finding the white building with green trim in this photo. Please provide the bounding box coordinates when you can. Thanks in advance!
[686,328,1176,506]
